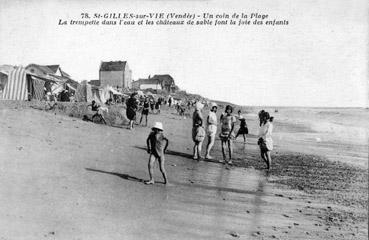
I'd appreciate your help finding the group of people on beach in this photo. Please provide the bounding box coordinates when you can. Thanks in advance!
[142,98,274,185]
[125,93,165,129]
[191,102,271,165]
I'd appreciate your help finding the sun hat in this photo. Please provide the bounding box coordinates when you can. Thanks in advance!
[152,122,163,131]
[210,102,217,108]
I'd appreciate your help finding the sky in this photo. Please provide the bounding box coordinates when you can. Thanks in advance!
[0,0,368,107]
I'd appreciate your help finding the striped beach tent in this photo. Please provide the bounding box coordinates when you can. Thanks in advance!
[75,83,86,102]
[31,77,45,100]
[2,67,28,100]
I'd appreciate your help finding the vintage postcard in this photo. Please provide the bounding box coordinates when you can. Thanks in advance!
[0,0,368,239]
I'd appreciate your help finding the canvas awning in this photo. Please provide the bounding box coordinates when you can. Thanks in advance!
[108,86,123,95]
[30,75,56,83]
[67,83,76,92]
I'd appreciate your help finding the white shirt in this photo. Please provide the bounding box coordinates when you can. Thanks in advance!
[207,111,218,136]
[207,111,217,125]
[259,121,274,150]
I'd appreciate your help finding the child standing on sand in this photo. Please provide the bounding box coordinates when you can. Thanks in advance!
[258,112,274,169]
[139,97,150,126]
[235,110,248,143]
[145,122,169,185]
[219,105,236,164]
[192,102,205,160]
[205,102,218,160]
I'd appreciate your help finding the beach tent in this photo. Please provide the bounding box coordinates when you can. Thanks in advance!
[107,86,123,96]
[51,83,64,95]
[66,83,76,93]
[75,83,86,102]
[30,76,46,100]
[2,67,28,100]
[75,82,96,102]
[86,84,93,102]
[0,66,52,101]
[90,86,104,103]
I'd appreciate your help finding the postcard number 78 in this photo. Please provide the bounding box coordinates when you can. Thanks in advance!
[81,13,90,19]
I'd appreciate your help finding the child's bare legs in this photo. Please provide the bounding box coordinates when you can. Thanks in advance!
[265,151,271,169]
[197,140,203,159]
[205,135,215,159]
[193,142,198,159]
[139,115,143,124]
[260,149,269,169]
[243,134,246,143]
[227,140,233,164]
[145,115,148,126]
[145,154,156,184]
[221,140,227,162]
[158,156,168,184]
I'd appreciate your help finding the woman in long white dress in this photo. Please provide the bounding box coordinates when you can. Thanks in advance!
[258,111,273,169]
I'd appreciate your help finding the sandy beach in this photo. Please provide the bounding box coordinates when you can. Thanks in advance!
[0,101,367,240]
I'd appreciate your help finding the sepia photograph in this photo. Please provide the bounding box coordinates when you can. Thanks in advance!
[0,0,368,239]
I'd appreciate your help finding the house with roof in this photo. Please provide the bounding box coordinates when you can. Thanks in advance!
[99,61,132,89]
[132,78,162,91]
[132,74,176,93]
[151,74,175,92]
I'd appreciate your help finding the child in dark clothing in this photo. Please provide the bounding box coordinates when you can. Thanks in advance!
[235,116,248,143]
[145,122,169,185]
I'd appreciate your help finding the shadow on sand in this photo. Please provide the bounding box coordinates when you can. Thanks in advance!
[133,146,222,164]
[86,167,267,195]
[85,168,145,183]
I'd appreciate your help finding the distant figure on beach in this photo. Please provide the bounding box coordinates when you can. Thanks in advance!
[105,98,113,106]
[45,92,57,110]
[192,102,205,160]
[258,110,265,126]
[126,93,138,130]
[139,97,150,126]
[219,105,236,164]
[168,97,172,107]
[150,98,155,113]
[155,100,161,114]
[235,110,248,143]
[258,111,274,169]
[145,122,169,185]
[205,102,218,160]
[86,100,107,124]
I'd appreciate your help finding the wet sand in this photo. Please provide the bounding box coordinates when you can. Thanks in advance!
[0,102,367,239]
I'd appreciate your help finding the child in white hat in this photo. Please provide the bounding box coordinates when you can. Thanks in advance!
[145,122,169,184]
